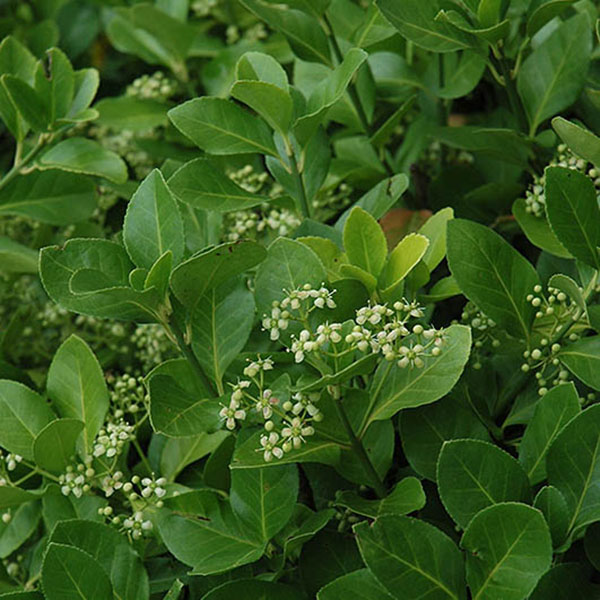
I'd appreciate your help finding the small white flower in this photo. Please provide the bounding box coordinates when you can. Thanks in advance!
[258,432,283,462]
[219,399,246,430]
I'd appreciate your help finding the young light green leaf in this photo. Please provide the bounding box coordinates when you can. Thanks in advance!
[0,380,55,460]
[168,97,278,157]
[366,324,471,426]
[380,233,429,292]
[39,137,127,184]
[236,52,289,90]
[547,404,600,535]
[461,503,552,600]
[437,439,531,530]
[317,569,395,600]
[42,543,113,600]
[0,170,96,225]
[163,580,184,600]
[517,13,591,135]
[336,477,425,518]
[552,117,600,169]
[519,382,581,485]
[354,515,466,600]
[33,419,84,474]
[168,157,268,212]
[343,206,387,278]
[230,465,298,542]
[170,241,266,309]
[123,169,184,270]
[46,335,109,454]
[544,166,600,269]
[447,219,540,342]
[559,335,600,390]
[418,207,454,272]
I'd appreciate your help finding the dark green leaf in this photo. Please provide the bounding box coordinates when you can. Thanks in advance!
[33,419,84,474]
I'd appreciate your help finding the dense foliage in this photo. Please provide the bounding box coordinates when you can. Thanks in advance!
[1,0,600,598]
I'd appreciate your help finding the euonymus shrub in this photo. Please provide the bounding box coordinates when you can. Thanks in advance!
[2,0,600,598]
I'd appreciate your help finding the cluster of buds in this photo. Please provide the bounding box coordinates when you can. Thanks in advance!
[130,323,175,372]
[312,181,353,222]
[261,283,337,342]
[524,144,600,218]
[107,373,148,418]
[527,284,583,333]
[0,451,22,472]
[126,71,178,102]
[225,22,267,45]
[224,206,301,242]
[190,0,218,17]
[59,458,95,498]
[458,302,500,369]
[93,420,135,459]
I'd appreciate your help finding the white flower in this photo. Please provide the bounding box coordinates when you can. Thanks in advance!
[255,389,277,419]
[281,417,315,449]
[258,432,283,462]
[219,399,247,430]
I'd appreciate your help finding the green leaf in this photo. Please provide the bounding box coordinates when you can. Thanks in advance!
[168,97,278,157]
[170,241,266,309]
[318,569,395,600]
[435,10,509,45]
[419,207,454,272]
[231,80,293,135]
[148,358,220,437]
[201,580,304,600]
[0,237,38,274]
[33,419,84,474]
[517,13,591,135]
[230,464,298,542]
[512,198,571,259]
[66,68,99,120]
[158,491,265,575]
[95,96,169,131]
[366,324,471,425]
[123,169,184,270]
[461,503,553,600]
[544,166,600,269]
[552,117,600,169]
[354,515,466,600]
[2,75,49,132]
[519,382,580,485]
[447,219,540,341]
[240,0,332,66]
[559,335,600,390]
[438,52,486,100]
[294,48,368,143]
[380,233,429,292]
[39,137,127,184]
[0,380,55,460]
[336,477,425,518]
[168,157,268,212]
[0,501,41,559]
[0,487,48,511]
[236,52,289,90]
[527,0,576,37]
[163,580,184,600]
[0,170,96,225]
[547,404,600,536]
[534,486,569,547]
[47,335,109,454]
[343,206,387,278]
[144,251,173,299]
[254,237,327,315]
[40,238,160,321]
[191,277,255,388]
[35,47,74,124]
[376,0,477,52]
[42,543,113,599]
[437,439,531,530]
[49,519,149,600]
[530,563,600,600]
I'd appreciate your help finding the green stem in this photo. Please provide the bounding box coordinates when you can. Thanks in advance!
[330,386,387,498]
[289,149,311,218]
[492,53,528,134]
[0,136,47,191]
[132,437,153,475]
[169,321,217,396]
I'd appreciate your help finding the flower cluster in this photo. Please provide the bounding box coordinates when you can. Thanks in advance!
[0,451,22,472]
[126,71,178,102]
[130,323,177,372]
[59,458,95,498]
[93,420,136,459]
[107,373,148,418]
[459,302,500,369]
[524,144,600,217]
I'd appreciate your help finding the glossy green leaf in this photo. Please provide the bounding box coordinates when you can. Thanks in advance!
[170,241,266,309]
[355,515,466,600]
[527,0,575,37]
[517,13,591,135]
[33,419,84,474]
[42,543,113,599]
[2,75,48,132]
[544,166,600,269]
[519,383,580,485]
[158,491,265,575]
[39,137,127,184]
[552,117,600,169]
[47,335,108,454]
[318,569,395,600]
[144,251,173,299]
[191,277,255,388]
[447,219,540,341]
[343,206,387,277]
[123,169,184,270]
[461,503,552,600]
[437,439,531,529]
[34,47,74,124]
[547,404,600,535]
[168,97,278,157]
[49,519,149,600]
[0,169,96,225]
[366,324,471,425]
[230,464,298,542]
[559,336,600,390]
[0,380,55,460]
[236,52,289,90]
[438,52,486,100]
[534,486,569,548]
[168,157,268,212]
